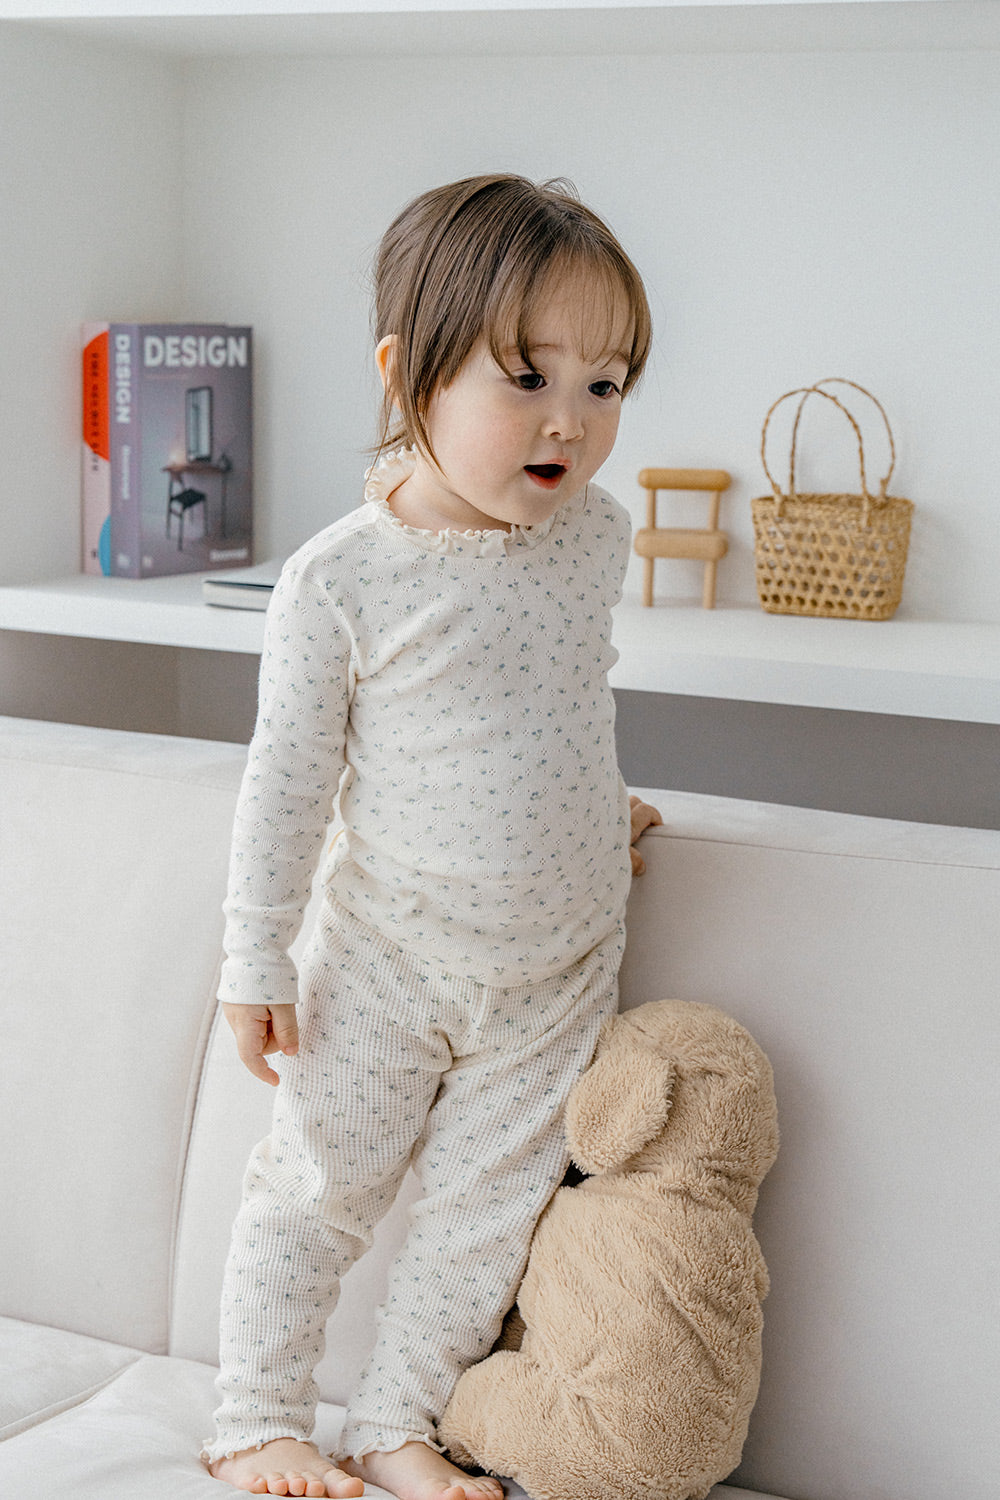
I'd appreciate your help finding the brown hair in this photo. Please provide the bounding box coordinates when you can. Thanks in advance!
[372,174,651,462]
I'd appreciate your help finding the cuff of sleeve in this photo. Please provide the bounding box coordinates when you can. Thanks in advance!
[217,952,299,1009]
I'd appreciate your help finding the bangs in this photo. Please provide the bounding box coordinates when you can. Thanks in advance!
[486,249,646,390]
[484,243,651,396]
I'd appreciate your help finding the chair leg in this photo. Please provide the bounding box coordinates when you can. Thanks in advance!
[702,559,718,609]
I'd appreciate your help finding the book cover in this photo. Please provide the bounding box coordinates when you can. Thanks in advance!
[82,323,252,578]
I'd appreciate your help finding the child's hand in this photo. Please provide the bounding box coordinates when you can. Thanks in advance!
[223,1002,299,1086]
[628,795,663,876]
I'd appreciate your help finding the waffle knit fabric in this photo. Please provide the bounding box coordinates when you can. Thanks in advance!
[208,450,634,1458]
[206,899,623,1460]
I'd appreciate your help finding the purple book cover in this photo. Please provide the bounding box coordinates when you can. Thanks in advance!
[82,323,252,578]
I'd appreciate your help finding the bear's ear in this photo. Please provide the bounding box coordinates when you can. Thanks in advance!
[565,1044,675,1176]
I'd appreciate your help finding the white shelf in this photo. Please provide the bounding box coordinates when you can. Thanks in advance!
[8,0,999,58]
[609,600,1000,723]
[3,574,998,722]
[0,574,266,654]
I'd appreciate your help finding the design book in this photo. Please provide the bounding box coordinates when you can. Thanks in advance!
[82,323,253,578]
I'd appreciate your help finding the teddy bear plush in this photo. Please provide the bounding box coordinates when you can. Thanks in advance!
[439,998,779,1500]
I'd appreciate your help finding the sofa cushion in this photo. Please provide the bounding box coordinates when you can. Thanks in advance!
[0,1354,487,1497]
[0,1354,299,1495]
[0,1317,139,1440]
[621,790,1000,1500]
[0,718,247,1353]
[0,1345,774,1499]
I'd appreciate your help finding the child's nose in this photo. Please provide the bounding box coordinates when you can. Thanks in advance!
[543,399,584,442]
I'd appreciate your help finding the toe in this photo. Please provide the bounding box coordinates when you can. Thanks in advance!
[326,1475,365,1499]
[265,1477,291,1496]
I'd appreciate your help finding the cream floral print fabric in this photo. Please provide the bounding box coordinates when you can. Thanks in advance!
[218,448,633,1003]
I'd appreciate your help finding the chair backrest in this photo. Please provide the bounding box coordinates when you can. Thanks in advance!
[633,466,731,606]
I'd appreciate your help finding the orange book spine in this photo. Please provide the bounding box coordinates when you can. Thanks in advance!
[81,324,110,574]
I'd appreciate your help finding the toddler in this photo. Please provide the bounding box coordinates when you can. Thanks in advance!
[204,173,659,1500]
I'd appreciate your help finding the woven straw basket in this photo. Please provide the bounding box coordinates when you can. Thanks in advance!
[751,379,914,620]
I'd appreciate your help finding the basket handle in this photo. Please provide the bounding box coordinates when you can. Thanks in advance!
[762,386,870,510]
[767,381,899,528]
[804,378,897,498]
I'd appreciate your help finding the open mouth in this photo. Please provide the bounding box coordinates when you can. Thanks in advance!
[524,463,568,488]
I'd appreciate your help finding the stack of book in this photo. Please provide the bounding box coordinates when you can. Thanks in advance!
[202,561,280,611]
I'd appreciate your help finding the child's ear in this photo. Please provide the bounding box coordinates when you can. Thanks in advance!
[565,1035,675,1177]
[375,335,398,399]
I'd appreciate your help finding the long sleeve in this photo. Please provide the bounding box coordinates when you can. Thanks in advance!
[218,562,352,1008]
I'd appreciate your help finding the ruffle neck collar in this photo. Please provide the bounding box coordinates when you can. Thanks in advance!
[364,447,579,558]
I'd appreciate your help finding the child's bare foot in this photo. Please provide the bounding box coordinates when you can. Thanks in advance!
[209,1437,365,1496]
[342,1442,504,1500]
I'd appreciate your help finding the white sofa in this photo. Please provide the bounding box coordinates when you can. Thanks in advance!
[1,712,998,1500]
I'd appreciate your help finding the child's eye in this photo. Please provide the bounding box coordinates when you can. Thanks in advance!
[589,379,622,399]
[514,371,545,392]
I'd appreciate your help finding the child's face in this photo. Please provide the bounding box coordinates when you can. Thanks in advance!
[391,280,631,535]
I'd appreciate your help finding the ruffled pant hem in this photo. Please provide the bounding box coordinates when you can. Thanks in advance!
[199,1432,312,1467]
[198,1426,446,1468]
[342,1428,445,1461]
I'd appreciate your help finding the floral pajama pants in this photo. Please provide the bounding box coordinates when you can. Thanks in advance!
[205,898,623,1463]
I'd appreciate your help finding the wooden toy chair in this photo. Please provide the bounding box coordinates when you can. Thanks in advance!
[633,468,732,608]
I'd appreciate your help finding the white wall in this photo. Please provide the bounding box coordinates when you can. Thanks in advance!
[0,23,185,584]
[180,43,1000,621]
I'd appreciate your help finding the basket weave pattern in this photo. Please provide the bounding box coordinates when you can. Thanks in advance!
[752,381,913,621]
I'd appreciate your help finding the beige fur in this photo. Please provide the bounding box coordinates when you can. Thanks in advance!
[439,999,779,1500]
